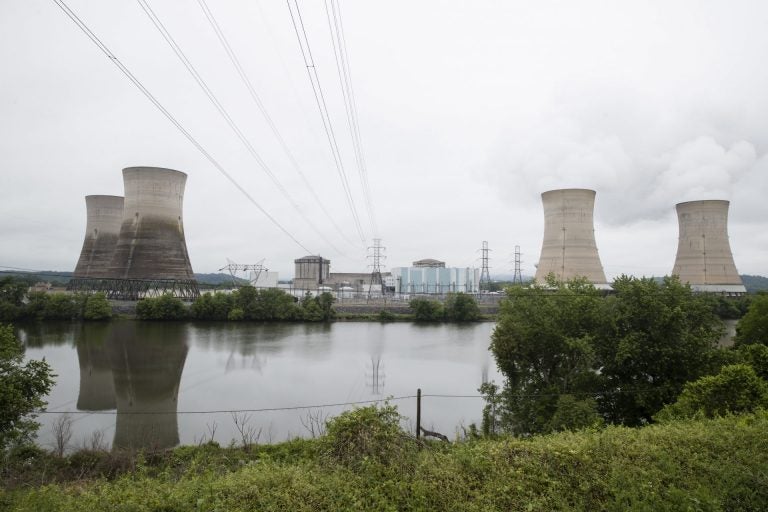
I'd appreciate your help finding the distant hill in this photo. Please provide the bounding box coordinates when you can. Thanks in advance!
[0,270,248,287]
[195,273,249,286]
[741,275,768,293]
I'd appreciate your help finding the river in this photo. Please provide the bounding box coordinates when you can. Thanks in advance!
[19,321,500,451]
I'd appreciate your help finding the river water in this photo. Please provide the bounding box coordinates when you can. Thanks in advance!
[19,321,500,451]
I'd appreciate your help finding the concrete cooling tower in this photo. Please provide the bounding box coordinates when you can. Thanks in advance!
[672,200,746,295]
[108,167,195,281]
[534,188,608,285]
[73,195,124,278]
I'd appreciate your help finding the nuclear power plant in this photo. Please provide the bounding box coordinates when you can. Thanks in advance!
[534,188,608,286]
[671,200,746,295]
[68,166,199,300]
[73,195,124,279]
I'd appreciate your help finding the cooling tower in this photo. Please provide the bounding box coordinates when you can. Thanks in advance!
[534,188,608,285]
[672,200,746,294]
[76,324,116,411]
[73,195,124,278]
[108,167,195,280]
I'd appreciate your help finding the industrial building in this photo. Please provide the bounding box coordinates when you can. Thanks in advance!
[534,188,609,286]
[69,166,199,300]
[73,195,124,279]
[391,265,480,294]
[671,200,746,295]
[293,255,331,290]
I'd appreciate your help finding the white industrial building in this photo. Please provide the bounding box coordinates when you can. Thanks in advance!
[391,266,480,294]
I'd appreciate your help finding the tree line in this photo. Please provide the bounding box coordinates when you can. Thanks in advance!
[137,288,336,322]
[0,277,112,322]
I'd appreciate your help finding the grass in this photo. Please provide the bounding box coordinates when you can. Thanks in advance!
[2,412,766,511]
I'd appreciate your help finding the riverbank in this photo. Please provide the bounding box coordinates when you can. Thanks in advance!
[2,412,766,511]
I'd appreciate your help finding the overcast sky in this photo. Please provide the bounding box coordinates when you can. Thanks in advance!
[2,0,767,280]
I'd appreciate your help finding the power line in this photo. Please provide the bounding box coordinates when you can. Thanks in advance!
[286,0,366,243]
[51,0,312,254]
[194,0,357,250]
[324,0,377,236]
[136,0,342,255]
[37,395,417,415]
[34,387,680,416]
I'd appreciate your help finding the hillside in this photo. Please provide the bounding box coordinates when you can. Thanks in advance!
[742,274,768,293]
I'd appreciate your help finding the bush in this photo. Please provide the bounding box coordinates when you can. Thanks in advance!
[136,294,188,320]
[409,298,444,321]
[656,364,768,421]
[444,292,481,321]
[378,310,395,322]
[321,403,414,468]
[83,293,112,320]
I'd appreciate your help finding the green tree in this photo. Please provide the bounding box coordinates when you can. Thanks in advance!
[656,364,768,421]
[444,292,480,322]
[135,294,188,320]
[83,293,112,320]
[409,298,444,321]
[0,324,55,451]
[545,395,603,432]
[596,276,724,425]
[490,276,603,435]
[735,293,768,346]
[0,277,27,322]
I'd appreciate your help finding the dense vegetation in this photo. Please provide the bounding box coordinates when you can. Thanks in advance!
[137,287,336,322]
[0,325,54,452]
[2,408,767,511]
[488,275,768,435]
[409,292,481,322]
[0,278,113,322]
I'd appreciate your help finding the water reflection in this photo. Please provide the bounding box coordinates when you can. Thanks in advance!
[75,324,115,411]
[108,322,188,450]
[24,321,499,448]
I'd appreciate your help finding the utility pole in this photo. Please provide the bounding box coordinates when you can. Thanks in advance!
[513,245,523,284]
[367,238,386,298]
[479,241,491,291]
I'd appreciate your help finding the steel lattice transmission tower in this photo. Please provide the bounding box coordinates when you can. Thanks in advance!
[479,241,491,289]
[513,245,523,284]
[367,238,386,296]
[219,258,267,288]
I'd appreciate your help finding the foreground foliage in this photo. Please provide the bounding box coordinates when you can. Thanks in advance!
[0,325,54,452]
[491,275,726,434]
[2,412,767,511]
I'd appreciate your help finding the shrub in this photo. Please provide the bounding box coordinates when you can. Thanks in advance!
[83,293,112,320]
[378,310,395,322]
[656,364,768,421]
[321,403,414,468]
[409,298,444,321]
[136,295,188,320]
[444,292,481,321]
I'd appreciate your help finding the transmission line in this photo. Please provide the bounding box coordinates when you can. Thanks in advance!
[324,0,377,236]
[287,0,366,243]
[195,0,357,249]
[136,0,343,255]
[51,0,312,254]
